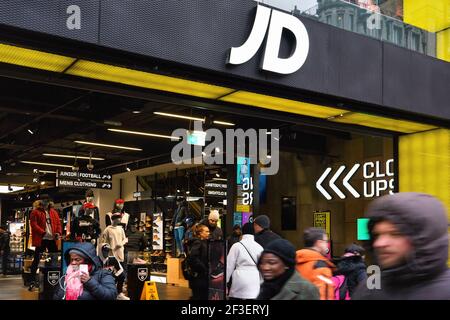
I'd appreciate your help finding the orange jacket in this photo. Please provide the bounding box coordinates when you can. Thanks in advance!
[296,249,336,300]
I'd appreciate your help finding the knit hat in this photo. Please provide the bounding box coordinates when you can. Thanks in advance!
[242,222,254,235]
[262,239,296,267]
[254,215,270,229]
[68,248,88,260]
[83,202,95,209]
[209,210,220,221]
[115,199,124,204]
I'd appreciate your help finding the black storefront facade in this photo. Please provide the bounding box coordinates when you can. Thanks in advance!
[0,0,449,298]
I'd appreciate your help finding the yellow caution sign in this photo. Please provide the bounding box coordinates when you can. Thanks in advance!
[140,281,159,300]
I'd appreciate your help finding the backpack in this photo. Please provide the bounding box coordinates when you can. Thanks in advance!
[331,275,350,300]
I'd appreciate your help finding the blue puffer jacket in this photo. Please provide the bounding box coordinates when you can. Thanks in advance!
[53,242,117,300]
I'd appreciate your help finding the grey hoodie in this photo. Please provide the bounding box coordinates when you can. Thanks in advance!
[354,193,450,300]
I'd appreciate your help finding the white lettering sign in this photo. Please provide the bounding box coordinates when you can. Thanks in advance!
[227,4,310,75]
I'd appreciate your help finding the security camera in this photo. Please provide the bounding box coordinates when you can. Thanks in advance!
[87,163,94,171]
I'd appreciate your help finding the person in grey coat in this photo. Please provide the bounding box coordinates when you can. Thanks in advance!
[257,239,319,300]
[54,242,117,300]
[353,192,450,300]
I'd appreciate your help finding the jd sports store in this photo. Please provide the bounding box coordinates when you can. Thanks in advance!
[0,0,449,300]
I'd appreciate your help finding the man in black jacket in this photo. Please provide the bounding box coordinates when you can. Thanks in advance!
[354,193,450,300]
[253,215,281,249]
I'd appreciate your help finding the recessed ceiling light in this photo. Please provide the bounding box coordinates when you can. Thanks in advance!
[43,153,105,161]
[27,129,34,135]
[74,141,142,151]
[21,161,73,168]
[213,120,235,126]
[108,128,180,140]
[154,111,204,122]
[132,110,142,114]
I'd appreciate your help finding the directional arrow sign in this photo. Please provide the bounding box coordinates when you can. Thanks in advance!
[316,167,332,200]
[56,179,112,190]
[329,165,346,199]
[343,164,360,198]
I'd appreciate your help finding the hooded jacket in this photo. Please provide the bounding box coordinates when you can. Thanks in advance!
[296,248,336,300]
[53,242,117,300]
[334,255,367,298]
[353,193,450,300]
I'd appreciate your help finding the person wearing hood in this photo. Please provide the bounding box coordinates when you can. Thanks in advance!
[257,239,319,300]
[296,227,336,300]
[227,225,242,252]
[353,193,450,300]
[226,223,263,300]
[53,242,117,300]
[333,244,367,299]
[253,215,281,249]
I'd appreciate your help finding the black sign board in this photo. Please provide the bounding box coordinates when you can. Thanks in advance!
[56,178,112,190]
[57,171,112,181]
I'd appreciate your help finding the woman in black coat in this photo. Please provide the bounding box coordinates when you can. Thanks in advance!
[185,224,210,300]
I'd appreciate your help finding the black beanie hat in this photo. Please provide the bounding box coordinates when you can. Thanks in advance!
[242,222,254,235]
[254,215,270,229]
[261,239,296,268]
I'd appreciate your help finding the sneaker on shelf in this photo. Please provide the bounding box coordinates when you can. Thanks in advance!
[153,228,160,234]
[152,241,160,246]
[117,293,130,300]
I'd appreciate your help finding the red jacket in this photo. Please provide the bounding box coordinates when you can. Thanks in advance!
[30,208,62,247]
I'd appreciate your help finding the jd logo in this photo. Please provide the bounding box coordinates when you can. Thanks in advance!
[47,271,60,286]
[138,268,148,282]
[227,4,309,75]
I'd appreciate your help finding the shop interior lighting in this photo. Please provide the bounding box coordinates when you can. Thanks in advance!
[154,112,235,126]
[213,178,227,182]
[40,181,46,185]
[27,129,34,135]
[0,185,24,194]
[213,120,235,126]
[43,153,105,161]
[126,167,131,172]
[329,112,437,133]
[74,141,143,151]
[219,91,347,119]
[154,112,204,122]
[21,161,73,168]
[108,128,181,140]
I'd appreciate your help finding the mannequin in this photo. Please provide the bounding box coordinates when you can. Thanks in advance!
[71,201,101,245]
[172,198,188,257]
[105,199,129,230]
[98,212,128,300]
[77,189,100,222]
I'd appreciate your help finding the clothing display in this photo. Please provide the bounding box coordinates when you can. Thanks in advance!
[99,225,127,262]
[71,214,101,243]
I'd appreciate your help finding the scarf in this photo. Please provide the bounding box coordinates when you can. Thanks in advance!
[65,265,84,300]
[257,268,295,300]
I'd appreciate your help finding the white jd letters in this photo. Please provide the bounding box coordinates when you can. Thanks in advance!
[66,5,81,30]
[227,5,309,75]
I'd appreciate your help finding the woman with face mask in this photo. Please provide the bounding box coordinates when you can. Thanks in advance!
[257,239,319,300]
[53,242,117,300]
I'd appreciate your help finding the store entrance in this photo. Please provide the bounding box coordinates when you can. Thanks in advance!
[0,75,397,300]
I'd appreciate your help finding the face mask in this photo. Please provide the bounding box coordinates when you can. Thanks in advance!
[65,265,84,300]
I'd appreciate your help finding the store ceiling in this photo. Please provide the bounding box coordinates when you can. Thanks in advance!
[0,75,346,193]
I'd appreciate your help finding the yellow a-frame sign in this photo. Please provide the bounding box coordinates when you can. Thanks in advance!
[140,281,159,300]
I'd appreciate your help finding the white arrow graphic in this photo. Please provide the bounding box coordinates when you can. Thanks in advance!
[329,165,346,199]
[316,167,332,200]
[343,164,360,198]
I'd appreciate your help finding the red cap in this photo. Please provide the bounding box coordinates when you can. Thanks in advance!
[83,202,95,209]
[115,199,125,204]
